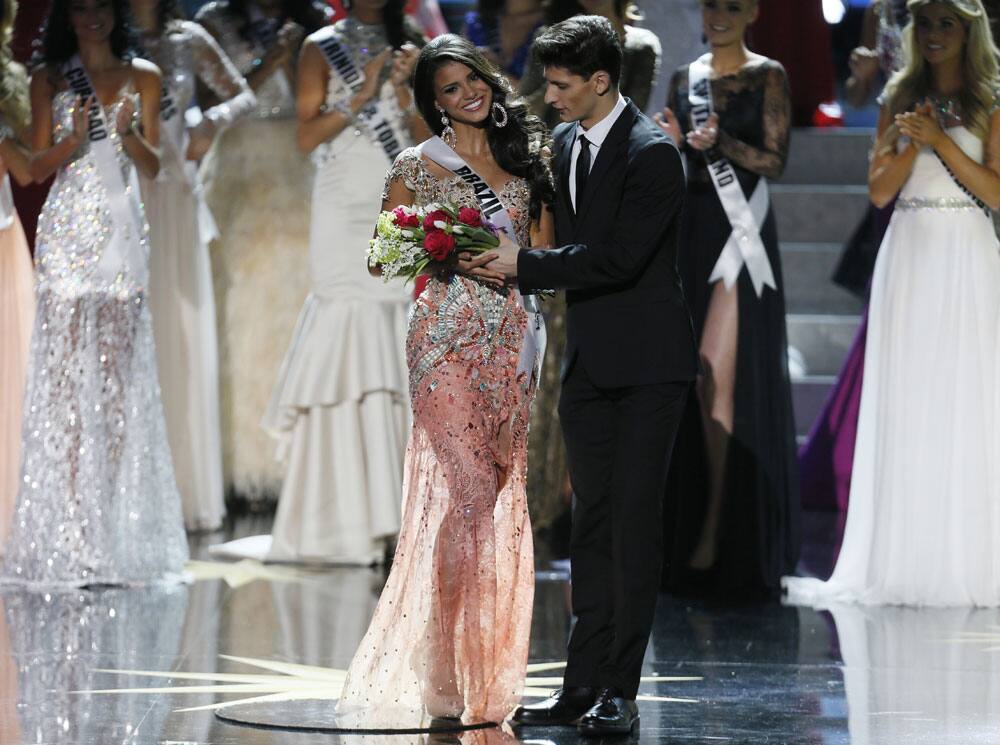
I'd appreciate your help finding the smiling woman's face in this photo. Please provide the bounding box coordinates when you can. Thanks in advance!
[433,60,494,126]
[915,3,967,67]
[70,0,116,45]
[700,0,757,48]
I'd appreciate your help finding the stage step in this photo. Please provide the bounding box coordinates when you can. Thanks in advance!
[772,184,870,244]
[779,242,865,316]
[787,313,861,378]
[791,375,836,438]
[780,128,875,185]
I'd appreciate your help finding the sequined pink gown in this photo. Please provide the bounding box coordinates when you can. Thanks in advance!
[337,149,537,727]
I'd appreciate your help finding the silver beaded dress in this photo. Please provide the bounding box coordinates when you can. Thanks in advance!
[0,88,188,588]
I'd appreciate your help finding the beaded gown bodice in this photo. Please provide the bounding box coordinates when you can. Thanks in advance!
[384,148,534,398]
[312,19,410,168]
[40,90,148,292]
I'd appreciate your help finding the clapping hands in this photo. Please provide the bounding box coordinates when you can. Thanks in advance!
[653,108,719,151]
[390,44,420,89]
[896,100,944,150]
[653,107,682,146]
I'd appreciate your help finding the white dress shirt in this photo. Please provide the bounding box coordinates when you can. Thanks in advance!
[569,94,628,211]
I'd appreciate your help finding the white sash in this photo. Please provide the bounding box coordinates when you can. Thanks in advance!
[315,29,404,164]
[62,56,147,285]
[688,58,775,297]
[0,173,14,231]
[418,135,546,381]
[159,83,219,243]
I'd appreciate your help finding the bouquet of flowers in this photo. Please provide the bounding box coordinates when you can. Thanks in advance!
[368,202,501,283]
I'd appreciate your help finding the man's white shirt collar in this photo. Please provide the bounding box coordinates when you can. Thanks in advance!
[576,94,628,147]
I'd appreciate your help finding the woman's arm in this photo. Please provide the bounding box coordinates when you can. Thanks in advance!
[296,40,390,155]
[28,70,86,183]
[186,21,258,160]
[118,59,161,179]
[869,105,918,207]
[652,67,685,148]
[844,2,882,109]
[368,160,417,276]
[0,134,33,186]
[197,15,298,100]
[899,104,1000,210]
[389,44,432,143]
[707,62,791,180]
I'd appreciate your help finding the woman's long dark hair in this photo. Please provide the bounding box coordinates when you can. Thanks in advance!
[36,0,138,67]
[226,0,328,41]
[412,34,554,220]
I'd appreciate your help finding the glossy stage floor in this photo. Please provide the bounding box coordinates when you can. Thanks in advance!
[1,512,998,744]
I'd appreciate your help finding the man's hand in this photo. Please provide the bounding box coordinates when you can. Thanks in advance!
[455,250,503,286]
[488,230,521,279]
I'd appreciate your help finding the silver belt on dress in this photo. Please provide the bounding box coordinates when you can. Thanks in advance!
[896,196,979,211]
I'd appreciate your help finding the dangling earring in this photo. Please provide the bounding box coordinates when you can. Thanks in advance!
[491,101,508,128]
[436,104,457,148]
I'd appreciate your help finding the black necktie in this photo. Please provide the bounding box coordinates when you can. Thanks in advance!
[575,134,591,212]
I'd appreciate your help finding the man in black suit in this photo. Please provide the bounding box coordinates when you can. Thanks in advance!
[489,15,698,738]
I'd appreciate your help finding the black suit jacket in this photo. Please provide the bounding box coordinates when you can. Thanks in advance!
[517,99,698,388]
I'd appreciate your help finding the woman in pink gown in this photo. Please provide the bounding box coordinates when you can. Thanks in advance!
[336,35,554,728]
[0,0,34,555]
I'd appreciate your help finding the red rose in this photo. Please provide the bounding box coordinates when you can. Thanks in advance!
[457,207,483,227]
[423,230,456,261]
[422,209,450,232]
[392,207,420,228]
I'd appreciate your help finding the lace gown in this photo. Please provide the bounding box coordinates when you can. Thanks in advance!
[0,90,188,588]
[195,1,315,501]
[785,127,1000,607]
[336,149,536,726]
[663,59,800,599]
[0,165,32,555]
[141,20,255,531]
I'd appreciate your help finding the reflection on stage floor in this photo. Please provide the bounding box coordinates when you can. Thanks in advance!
[0,512,998,744]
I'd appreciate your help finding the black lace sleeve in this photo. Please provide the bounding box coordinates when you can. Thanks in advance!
[711,61,791,180]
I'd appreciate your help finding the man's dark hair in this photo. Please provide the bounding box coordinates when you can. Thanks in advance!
[531,14,623,86]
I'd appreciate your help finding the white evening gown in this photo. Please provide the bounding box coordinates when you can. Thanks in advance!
[212,19,411,565]
[0,167,32,555]
[196,1,315,501]
[0,91,188,588]
[785,127,1000,607]
[142,20,256,531]
[829,603,1000,744]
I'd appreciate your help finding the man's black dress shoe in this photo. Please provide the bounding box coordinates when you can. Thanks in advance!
[511,686,598,725]
[577,687,639,737]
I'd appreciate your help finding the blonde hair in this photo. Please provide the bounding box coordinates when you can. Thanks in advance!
[0,0,29,136]
[878,0,999,154]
